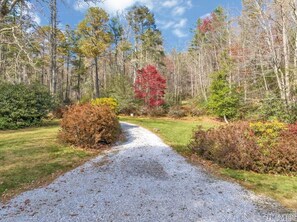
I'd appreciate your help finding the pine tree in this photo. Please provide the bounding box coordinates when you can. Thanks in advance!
[208,64,239,123]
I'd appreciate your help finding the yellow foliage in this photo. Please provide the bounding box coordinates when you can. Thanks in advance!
[91,98,118,112]
[250,120,287,149]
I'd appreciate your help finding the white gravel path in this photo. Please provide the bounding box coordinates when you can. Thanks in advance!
[0,122,296,222]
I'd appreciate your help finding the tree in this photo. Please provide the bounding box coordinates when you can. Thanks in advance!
[77,7,112,98]
[208,63,239,123]
[127,6,164,80]
[0,0,23,20]
[134,65,166,108]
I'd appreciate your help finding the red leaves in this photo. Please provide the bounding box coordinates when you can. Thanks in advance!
[134,65,166,108]
[198,13,221,34]
[198,15,214,33]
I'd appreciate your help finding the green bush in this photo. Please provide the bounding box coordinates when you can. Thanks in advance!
[190,121,297,175]
[91,97,118,112]
[59,104,121,149]
[258,94,289,122]
[0,83,53,130]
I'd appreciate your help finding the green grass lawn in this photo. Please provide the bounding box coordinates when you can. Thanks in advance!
[120,116,297,210]
[0,121,98,201]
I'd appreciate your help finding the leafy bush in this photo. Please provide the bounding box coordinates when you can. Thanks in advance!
[258,94,289,122]
[59,104,121,149]
[288,122,297,135]
[91,97,118,112]
[168,106,186,119]
[119,103,139,115]
[250,121,286,149]
[0,83,53,130]
[190,121,297,175]
[148,107,167,117]
[52,106,69,119]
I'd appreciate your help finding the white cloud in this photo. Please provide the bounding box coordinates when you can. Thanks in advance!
[172,6,186,16]
[162,0,178,8]
[200,13,211,19]
[173,28,187,38]
[157,20,175,29]
[186,0,192,8]
[173,18,187,28]
[74,0,153,14]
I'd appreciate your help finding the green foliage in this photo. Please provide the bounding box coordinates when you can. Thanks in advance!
[258,93,289,122]
[102,75,136,114]
[0,83,53,130]
[77,7,111,58]
[59,104,121,149]
[91,97,118,112]
[190,121,297,175]
[207,65,240,120]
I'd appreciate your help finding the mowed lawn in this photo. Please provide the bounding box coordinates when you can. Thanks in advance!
[0,121,98,201]
[120,116,297,209]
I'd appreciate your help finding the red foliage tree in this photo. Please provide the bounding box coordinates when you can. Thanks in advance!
[198,15,214,33]
[134,65,166,108]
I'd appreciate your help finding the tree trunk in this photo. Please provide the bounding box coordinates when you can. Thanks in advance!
[50,0,57,94]
[94,56,100,98]
[223,115,229,124]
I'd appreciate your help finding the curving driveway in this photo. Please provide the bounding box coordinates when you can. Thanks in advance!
[0,122,295,222]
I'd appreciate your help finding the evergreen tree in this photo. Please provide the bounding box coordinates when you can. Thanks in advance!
[208,63,239,123]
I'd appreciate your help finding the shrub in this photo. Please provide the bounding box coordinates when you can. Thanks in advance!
[288,122,297,135]
[0,83,53,130]
[250,121,286,149]
[59,104,121,149]
[189,107,207,117]
[119,104,139,115]
[52,106,69,119]
[168,106,186,119]
[91,97,118,112]
[148,107,167,117]
[190,121,297,175]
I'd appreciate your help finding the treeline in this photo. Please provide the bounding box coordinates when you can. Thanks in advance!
[1,0,297,122]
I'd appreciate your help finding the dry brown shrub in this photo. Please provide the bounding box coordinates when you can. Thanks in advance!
[59,104,121,149]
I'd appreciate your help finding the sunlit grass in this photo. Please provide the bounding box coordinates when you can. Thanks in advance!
[221,169,297,209]
[0,122,98,201]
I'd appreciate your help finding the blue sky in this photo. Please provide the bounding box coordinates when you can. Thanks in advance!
[34,0,242,51]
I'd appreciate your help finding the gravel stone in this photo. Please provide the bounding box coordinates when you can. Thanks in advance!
[0,122,296,222]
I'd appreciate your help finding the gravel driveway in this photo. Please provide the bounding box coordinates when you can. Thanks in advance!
[0,122,296,222]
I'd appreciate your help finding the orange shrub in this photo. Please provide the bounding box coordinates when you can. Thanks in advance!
[59,104,121,149]
[190,121,297,175]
